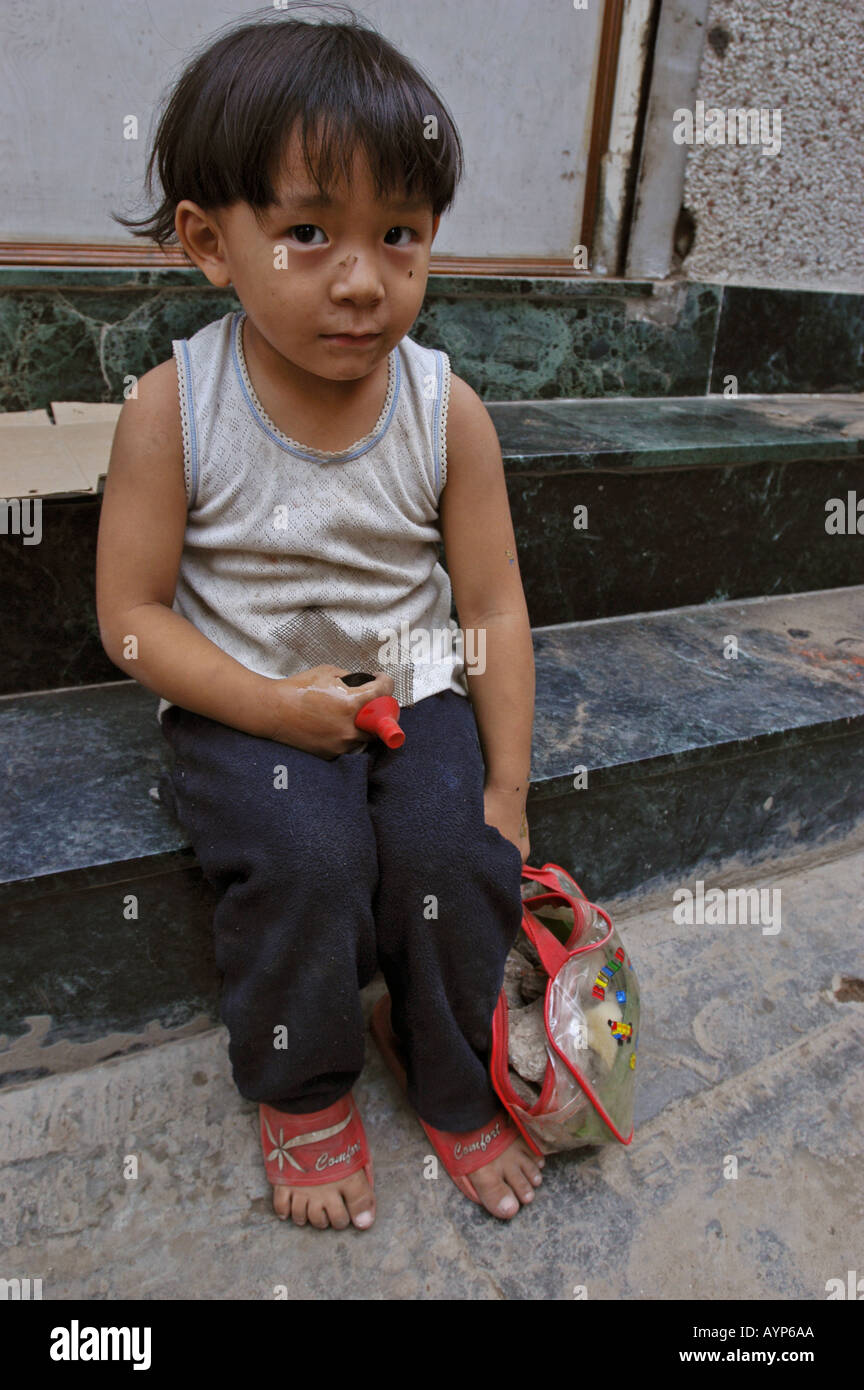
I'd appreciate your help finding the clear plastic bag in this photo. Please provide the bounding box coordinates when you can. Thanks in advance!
[494,865,640,1153]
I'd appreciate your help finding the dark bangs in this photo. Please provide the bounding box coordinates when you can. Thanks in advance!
[112,3,464,253]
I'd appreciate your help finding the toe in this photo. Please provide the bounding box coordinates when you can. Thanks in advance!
[472,1170,520,1220]
[272,1186,292,1221]
[326,1195,351,1231]
[343,1171,376,1229]
[290,1191,309,1227]
[518,1153,544,1187]
[307,1197,330,1230]
[505,1162,536,1204]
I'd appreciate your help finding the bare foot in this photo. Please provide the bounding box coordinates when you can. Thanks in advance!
[272,1169,376,1230]
[465,1133,545,1219]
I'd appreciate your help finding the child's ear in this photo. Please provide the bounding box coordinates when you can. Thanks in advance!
[431,213,441,242]
[174,200,233,289]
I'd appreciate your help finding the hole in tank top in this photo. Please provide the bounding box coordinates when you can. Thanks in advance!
[234,311,398,460]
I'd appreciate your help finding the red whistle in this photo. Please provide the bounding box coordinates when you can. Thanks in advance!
[340,672,405,748]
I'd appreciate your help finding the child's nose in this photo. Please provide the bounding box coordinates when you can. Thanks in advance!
[334,253,384,291]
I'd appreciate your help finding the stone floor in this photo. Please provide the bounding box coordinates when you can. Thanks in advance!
[2,831,863,1301]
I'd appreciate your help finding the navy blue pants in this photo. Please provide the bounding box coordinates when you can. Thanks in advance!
[159,689,524,1131]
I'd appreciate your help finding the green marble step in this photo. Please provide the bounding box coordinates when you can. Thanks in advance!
[3,270,863,404]
[491,392,864,469]
[1,585,862,1085]
[486,391,864,628]
[3,390,863,696]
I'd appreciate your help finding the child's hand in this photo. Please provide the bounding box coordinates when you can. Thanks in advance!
[263,665,396,759]
[483,786,530,864]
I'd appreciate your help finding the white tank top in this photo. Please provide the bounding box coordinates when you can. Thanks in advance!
[157,309,469,723]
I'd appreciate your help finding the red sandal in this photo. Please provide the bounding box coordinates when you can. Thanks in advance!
[259,1091,374,1191]
[370,993,521,1206]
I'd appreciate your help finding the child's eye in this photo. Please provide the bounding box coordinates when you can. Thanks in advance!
[286,224,327,246]
[283,224,415,248]
[384,226,415,247]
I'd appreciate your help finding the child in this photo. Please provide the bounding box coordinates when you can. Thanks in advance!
[97,4,541,1231]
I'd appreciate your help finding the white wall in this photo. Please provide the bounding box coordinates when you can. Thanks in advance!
[0,0,603,258]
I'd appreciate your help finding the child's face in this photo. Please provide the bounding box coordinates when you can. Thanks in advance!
[175,131,440,383]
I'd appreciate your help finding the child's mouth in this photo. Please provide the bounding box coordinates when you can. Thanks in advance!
[321,333,381,347]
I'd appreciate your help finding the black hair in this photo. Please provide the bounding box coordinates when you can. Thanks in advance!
[112,2,463,255]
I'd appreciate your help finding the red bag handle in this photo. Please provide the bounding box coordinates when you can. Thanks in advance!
[520,863,610,956]
[519,904,571,976]
[521,862,589,905]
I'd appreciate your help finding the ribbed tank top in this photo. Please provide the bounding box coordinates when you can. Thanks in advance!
[156,309,470,724]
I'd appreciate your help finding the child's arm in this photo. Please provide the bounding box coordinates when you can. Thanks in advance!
[96,359,280,736]
[439,375,535,805]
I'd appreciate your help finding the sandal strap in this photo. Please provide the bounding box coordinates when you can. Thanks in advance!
[259,1093,370,1187]
[423,1110,519,1178]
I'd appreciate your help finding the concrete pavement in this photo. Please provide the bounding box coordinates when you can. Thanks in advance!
[2,832,863,1300]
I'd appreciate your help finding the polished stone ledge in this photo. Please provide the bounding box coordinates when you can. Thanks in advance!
[489,393,864,471]
[3,585,862,905]
[3,272,863,408]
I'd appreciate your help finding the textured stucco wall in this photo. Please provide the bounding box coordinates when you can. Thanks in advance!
[680,0,864,291]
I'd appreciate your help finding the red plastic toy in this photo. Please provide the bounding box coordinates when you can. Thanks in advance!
[340,672,405,748]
